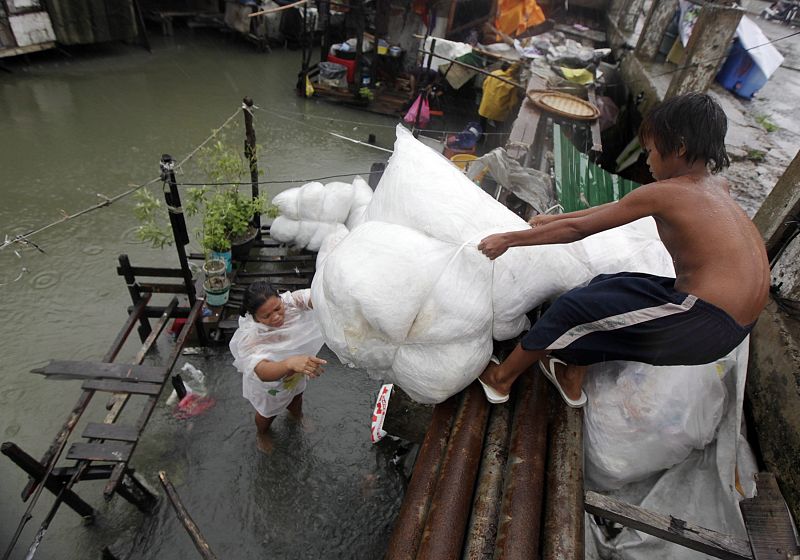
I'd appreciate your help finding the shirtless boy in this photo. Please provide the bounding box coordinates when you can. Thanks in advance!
[476,92,770,406]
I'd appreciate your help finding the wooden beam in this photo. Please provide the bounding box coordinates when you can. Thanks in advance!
[159,471,218,559]
[1,443,94,519]
[585,491,754,560]
[752,150,800,261]
[666,5,743,98]
[31,360,167,384]
[635,0,678,60]
[740,473,800,559]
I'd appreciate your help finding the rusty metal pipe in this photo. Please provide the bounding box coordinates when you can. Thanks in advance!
[462,400,512,560]
[493,371,549,560]
[384,396,459,560]
[417,383,490,560]
[543,398,584,560]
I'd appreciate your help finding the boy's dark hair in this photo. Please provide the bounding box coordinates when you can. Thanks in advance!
[240,281,279,317]
[638,92,730,173]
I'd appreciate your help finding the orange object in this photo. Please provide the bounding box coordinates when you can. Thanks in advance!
[494,0,545,37]
[443,142,476,160]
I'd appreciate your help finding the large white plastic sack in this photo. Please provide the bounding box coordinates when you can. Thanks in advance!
[312,126,675,403]
[270,177,373,250]
[583,357,731,490]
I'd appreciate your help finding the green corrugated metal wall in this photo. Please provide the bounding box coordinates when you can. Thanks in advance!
[553,123,641,212]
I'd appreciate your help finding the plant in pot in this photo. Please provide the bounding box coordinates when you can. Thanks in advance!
[202,257,231,307]
[187,186,268,272]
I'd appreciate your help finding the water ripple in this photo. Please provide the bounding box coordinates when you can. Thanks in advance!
[30,270,61,290]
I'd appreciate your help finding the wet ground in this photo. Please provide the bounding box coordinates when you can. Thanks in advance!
[0,30,406,560]
[714,1,800,215]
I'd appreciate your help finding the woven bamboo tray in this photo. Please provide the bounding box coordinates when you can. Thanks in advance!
[526,91,600,121]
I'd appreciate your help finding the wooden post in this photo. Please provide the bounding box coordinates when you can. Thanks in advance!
[665,4,742,98]
[752,149,800,261]
[353,0,365,91]
[159,155,194,302]
[635,0,678,61]
[160,154,207,346]
[619,0,646,34]
[1,443,94,519]
[115,469,157,513]
[242,97,261,233]
[119,254,151,342]
[159,471,218,560]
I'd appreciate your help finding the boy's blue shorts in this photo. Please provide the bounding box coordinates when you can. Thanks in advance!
[521,272,753,366]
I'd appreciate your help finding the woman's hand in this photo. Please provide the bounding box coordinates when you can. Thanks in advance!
[285,355,327,378]
[528,213,558,228]
[478,233,511,260]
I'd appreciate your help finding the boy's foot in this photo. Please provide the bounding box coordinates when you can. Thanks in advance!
[538,357,587,408]
[478,356,510,404]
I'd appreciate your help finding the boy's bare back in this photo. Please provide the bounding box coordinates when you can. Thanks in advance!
[632,173,769,326]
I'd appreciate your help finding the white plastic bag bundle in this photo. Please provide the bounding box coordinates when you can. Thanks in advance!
[270,177,373,251]
[583,357,731,491]
[312,126,675,403]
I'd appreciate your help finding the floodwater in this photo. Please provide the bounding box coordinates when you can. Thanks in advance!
[0,30,407,559]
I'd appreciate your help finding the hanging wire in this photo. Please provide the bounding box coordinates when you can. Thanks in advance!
[0,106,243,254]
[625,30,800,87]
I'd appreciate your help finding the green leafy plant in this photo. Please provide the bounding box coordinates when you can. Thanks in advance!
[134,189,173,248]
[755,115,778,133]
[187,187,267,254]
[746,149,766,163]
[134,134,268,254]
[358,87,374,101]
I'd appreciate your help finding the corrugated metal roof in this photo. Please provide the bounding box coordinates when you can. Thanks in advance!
[553,123,640,212]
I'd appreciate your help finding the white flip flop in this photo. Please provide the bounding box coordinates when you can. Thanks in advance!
[539,356,587,408]
[478,355,509,404]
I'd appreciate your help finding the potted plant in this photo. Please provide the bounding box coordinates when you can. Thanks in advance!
[133,135,276,270]
[187,186,267,272]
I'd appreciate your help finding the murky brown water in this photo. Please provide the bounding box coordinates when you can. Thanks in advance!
[0,30,406,560]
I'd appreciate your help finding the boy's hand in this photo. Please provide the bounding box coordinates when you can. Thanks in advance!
[285,356,327,378]
[528,214,557,228]
[478,233,511,260]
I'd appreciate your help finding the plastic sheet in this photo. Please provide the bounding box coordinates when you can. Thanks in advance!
[312,126,674,403]
[270,177,371,251]
[229,290,325,417]
[585,340,758,560]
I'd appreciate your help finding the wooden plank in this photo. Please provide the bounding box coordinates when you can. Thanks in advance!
[82,379,162,396]
[587,88,603,154]
[116,265,185,278]
[1,443,94,518]
[32,360,167,384]
[137,282,189,294]
[81,422,139,442]
[159,471,219,560]
[67,442,133,463]
[238,255,316,264]
[506,73,547,162]
[740,473,800,560]
[585,491,754,560]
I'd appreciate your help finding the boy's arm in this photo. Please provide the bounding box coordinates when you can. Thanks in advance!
[480,186,660,259]
[530,202,617,226]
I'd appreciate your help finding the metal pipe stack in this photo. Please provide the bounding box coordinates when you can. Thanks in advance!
[384,368,585,559]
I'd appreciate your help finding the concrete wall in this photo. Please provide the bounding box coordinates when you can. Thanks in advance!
[749,150,800,525]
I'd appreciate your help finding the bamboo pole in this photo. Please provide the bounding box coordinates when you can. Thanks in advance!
[159,471,218,560]
[249,0,308,17]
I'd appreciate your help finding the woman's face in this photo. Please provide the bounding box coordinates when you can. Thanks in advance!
[254,295,285,328]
